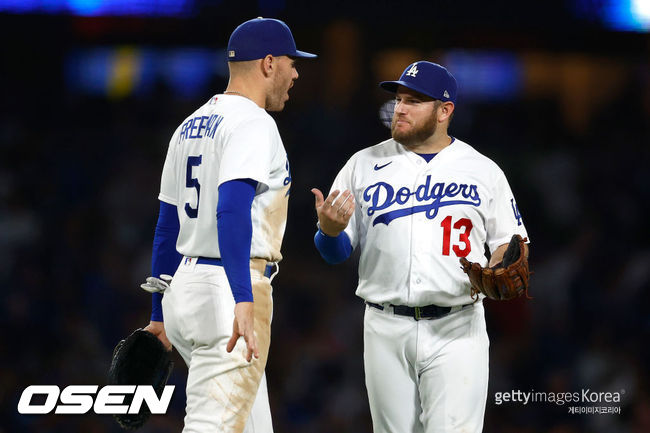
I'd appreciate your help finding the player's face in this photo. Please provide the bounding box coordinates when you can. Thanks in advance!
[391,87,439,147]
[266,56,299,112]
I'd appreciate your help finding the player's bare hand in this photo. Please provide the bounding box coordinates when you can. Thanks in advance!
[311,188,355,237]
[227,302,259,362]
[144,321,172,352]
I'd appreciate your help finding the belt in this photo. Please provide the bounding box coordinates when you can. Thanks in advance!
[196,257,276,278]
[366,301,472,320]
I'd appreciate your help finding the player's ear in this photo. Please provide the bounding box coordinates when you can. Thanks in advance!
[261,55,274,77]
[438,101,455,123]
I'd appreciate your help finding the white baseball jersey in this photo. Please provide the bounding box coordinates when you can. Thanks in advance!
[158,94,291,262]
[331,137,528,307]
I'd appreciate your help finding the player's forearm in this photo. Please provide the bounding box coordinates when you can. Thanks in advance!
[150,201,183,321]
[217,179,257,303]
[314,228,352,264]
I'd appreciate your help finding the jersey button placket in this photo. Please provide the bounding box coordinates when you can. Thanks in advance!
[410,173,425,301]
[418,170,427,223]
[416,170,428,224]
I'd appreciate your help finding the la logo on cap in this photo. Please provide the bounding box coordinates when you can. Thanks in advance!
[405,63,419,77]
[443,90,450,98]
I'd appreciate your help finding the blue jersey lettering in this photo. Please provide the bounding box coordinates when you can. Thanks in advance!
[363,176,481,226]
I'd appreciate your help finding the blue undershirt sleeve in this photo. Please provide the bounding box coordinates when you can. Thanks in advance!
[217,178,258,303]
[314,228,352,264]
[150,201,182,322]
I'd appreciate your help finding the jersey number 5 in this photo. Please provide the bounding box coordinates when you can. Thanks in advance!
[440,216,473,257]
[185,155,203,218]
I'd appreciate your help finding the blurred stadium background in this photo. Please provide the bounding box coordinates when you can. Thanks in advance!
[1,1,649,432]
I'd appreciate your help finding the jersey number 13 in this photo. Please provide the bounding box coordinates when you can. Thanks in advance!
[440,216,473,257]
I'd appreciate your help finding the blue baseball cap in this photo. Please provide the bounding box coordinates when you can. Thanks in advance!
[227,17,317,61]
[380,61,457,104]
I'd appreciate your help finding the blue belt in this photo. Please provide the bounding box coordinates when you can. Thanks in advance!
[196,257,275,278]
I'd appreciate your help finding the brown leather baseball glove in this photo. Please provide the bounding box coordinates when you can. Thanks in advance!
[459,234,531,301]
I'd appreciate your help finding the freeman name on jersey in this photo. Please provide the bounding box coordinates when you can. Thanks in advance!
[179,114,225,140]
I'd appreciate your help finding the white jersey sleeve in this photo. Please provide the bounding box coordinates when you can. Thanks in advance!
[218,116,276,192]
[485,169,528,254]
[158,125,182,206]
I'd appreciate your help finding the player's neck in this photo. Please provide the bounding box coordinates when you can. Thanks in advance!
[224,80,265,109]
[404,131,452,154]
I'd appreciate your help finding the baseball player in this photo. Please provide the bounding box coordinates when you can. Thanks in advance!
[140,18,316,433]
[312,61,530,432]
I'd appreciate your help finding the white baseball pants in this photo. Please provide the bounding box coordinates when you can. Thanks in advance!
[162,257,274,433]
[363,301,489,433]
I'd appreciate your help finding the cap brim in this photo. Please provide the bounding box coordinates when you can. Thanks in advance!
[379,81,400,93]
[379,80,436,100]
[293,50,317,58]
